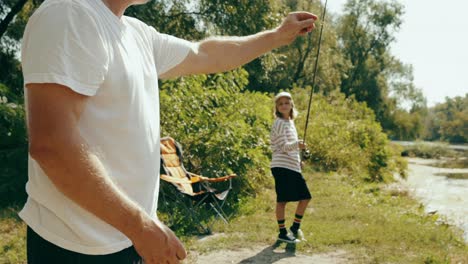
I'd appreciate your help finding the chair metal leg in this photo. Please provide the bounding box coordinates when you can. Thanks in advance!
[208,202,229,224]
[212,196,231,221]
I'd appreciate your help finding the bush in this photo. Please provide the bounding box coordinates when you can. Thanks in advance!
[292,88,405,182]
[160,69,273,195]
[402,141,459,159]
[157,80,407,233]
[0,84,28,207]
[158,69,275,233]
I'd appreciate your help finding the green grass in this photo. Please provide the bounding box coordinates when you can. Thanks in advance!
[1,169,467,263]
[0,206,26,264]
[183,169,468,263]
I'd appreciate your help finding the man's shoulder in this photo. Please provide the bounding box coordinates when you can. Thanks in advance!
[34,0,94,14]
[124,16,153,32]
[29,0,101,27]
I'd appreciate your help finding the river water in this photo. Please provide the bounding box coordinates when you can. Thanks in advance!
[401,158,468,242]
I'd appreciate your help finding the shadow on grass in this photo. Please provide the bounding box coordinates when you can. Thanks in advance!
[239,241,296,263]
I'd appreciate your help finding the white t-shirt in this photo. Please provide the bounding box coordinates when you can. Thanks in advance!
[19,0,194,255]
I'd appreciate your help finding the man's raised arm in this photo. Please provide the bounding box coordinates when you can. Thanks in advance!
[159,12,318,79]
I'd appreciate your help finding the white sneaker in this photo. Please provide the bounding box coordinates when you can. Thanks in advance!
[291,228,306,241]
[278,233,300,244]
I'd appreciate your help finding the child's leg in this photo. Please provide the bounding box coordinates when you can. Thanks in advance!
[276,202,298,243]
[295,199,310,216]
[291,198,311,233]
[276,202,287,235]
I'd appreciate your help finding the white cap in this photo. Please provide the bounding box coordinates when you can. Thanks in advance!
[274,91,292,103]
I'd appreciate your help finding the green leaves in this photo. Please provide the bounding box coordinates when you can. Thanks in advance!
[294,87,400,182]
[425,95,468,143]
[0,83,27,207]
[160,68,272,196]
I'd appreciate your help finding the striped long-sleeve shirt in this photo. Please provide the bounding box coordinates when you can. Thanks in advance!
[270,117,301,173]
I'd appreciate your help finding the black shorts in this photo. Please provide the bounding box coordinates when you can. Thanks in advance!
[27,227,142,264]
[271,167,312,202]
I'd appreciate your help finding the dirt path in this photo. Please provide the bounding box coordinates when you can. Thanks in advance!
[190,243,350,263]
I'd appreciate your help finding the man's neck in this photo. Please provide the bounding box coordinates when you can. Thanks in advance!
[101,0,129,17]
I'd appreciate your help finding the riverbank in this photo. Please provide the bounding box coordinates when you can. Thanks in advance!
[399,158,468,243]
[1,169,467,263]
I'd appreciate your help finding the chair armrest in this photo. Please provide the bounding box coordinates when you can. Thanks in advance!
[203,174,237,182]
[188,173,212,182]
[188,174,206,183]
[189,172,237,183]
[160,174,191,184]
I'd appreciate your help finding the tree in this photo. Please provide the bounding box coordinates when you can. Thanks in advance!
[126,0,206,40]
[257,0,346,93]
[337,0,403,122]
[335,0,429,140]
[0,0,44,206]
[0,0,27,39]
[198,0,282,92]
[425,95,468,143]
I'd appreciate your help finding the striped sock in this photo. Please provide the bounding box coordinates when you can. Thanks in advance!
[291,214,303,232]
[278,219,287,235]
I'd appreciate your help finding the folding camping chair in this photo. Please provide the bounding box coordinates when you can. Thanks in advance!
[159,136,237,234]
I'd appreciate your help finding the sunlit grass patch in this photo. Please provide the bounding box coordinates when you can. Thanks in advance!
[0,206,26,264]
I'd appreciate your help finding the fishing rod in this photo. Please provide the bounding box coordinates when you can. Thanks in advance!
[302,0,328,160]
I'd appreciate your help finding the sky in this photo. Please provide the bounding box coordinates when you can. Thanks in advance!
[325,0,468,107]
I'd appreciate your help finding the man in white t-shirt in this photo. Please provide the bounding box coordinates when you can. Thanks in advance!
[20,0,317,263]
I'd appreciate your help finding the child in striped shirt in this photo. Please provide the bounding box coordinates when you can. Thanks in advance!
[270,91,312,243]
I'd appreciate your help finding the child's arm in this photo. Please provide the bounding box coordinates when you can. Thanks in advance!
[271,121,300,152]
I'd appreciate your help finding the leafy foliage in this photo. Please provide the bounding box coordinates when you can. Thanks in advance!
[293,87,404,182]
[160,69,273,198]
[401,141,459,159]
[256,0,346,93]
[0,84,27,207]
[424,95,467,143]
[337,0,425,130]
[126,0,206,40]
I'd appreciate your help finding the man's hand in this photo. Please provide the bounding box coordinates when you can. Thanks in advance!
[274,12,318,46]
[131,217,186,264]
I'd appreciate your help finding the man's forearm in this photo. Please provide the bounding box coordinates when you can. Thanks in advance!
[197,29,280,74]
[30,137,147,240]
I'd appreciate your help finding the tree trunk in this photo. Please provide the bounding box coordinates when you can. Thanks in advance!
[0,0,28,40]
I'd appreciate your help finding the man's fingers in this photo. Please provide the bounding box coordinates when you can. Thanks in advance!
[299,18,316,30]
[176,245,187,259]
[292,11,318,22]
[174,239,187,260]
[176,250,187,260]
